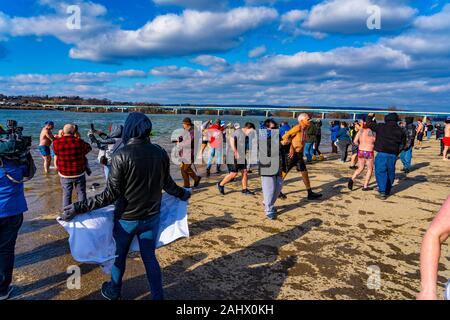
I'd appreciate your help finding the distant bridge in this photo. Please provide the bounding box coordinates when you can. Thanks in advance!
[42,104,449,120]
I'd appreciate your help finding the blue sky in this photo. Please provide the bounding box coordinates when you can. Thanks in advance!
[0,0,449,111]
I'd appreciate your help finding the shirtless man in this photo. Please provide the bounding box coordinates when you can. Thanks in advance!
[443,117,450,161]
[39,121,55,174]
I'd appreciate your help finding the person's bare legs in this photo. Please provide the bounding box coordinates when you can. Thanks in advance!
[350,153,358,167]
[351,158,366,182]
[53,156,57,170]
[43,156,51,174]
[220,172,238,186]
[241,170,248,190]
[301,171,311,190]
[418,196,450,300]
[363,158,374,189]
[443,146,449,161]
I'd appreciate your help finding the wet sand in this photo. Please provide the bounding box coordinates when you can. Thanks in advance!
[11,138,450,300]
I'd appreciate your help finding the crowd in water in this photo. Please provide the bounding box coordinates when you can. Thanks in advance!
[0,111,449,300]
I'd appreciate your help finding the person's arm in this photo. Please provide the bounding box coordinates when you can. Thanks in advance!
[45,130,55,142]
[281,125,300,144]
[418,196,450,300]
[353,130,361,146]
[74,154,125,214]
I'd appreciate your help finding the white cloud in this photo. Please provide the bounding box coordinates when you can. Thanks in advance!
[150,66,206,78]
[301,0,417,34]
[192,55,227,66]
[248,45,267,58]
[69,7,278,62]
[413,3,450,31]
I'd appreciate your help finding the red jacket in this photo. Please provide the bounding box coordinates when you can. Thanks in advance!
[53,136,92,177]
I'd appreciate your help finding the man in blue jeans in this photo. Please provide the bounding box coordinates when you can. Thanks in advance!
[367,113,406,200]
[60,113,190,300]
[0,159,28,300]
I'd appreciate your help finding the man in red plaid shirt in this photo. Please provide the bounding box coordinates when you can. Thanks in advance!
[53,124,92,208]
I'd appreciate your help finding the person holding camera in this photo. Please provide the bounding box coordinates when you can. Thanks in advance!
[88,124,123,179]
[0,158,28,300]
[53,124,92,208]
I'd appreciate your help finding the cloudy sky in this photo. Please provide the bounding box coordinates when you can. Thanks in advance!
[0,0,449,111]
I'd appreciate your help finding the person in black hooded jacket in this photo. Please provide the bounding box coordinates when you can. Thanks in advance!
[399,117,416,174]
[366,113,406,199]
[60,112,190,300]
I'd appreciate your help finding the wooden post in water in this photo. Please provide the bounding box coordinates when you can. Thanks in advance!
[292,112,296,119]
[217,109,220,116]
[241,110,244,117]
[195,109,199,116]
[353,113,357,121]
[266,110,269,118]
[321,112,325,119]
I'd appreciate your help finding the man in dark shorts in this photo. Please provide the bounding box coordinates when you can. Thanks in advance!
[416,119,425,149]
[218,123,255,195]
[281,113,322,201]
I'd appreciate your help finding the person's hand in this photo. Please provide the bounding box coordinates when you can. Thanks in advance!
[179,189,191,202]
[59,204,78,222]
[288,149,295,159]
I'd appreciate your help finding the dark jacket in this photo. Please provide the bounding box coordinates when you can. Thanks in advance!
[305,122,317,143]
[403,117,416,150]
[367,113,406,155]
[74,112,186,220]
[74,138,185,220]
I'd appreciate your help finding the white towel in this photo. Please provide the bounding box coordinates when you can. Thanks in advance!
[58,192,189,273]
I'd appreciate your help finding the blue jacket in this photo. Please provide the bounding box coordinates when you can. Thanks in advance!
[336,128,351,142]
[0,159,28,218]
[330,125,340,142]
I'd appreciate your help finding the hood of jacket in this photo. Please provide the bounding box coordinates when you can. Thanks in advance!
[385,113,400,123]
[122,112,152,144]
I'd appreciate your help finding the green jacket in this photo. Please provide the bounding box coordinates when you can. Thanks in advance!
[305,123,317,143]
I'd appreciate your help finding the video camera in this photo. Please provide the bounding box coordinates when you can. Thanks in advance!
[0,120,33,158]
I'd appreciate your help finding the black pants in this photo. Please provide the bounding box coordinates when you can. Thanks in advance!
[0,214,23,294]
[440,139,444,155]
[314,136,322,155]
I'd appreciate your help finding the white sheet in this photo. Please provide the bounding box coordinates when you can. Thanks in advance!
[58,192,189,273]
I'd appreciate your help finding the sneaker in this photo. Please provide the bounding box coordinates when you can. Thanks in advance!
[312,155,317,161]
[0,286,14,301]
[194,177,201,187]
[242,189,255,195]
[267,214,277,220]
[376,193,388,200]
[217,182,225,195]
[206,169,211,177]
[307,191,322,200]
[278,192,287,200]
[348,179,354,190]
[404,169,410,174]
[101,282,121,300]
[362,187,371,191]
[319,154,325,161]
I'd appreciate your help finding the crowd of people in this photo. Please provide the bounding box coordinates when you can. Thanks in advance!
[0,111,449,300]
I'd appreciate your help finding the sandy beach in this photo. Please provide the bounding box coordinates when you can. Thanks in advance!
[9,137,450,300]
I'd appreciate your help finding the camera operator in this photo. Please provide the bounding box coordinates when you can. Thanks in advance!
[87,124,123,179]
[0,121,34,300]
